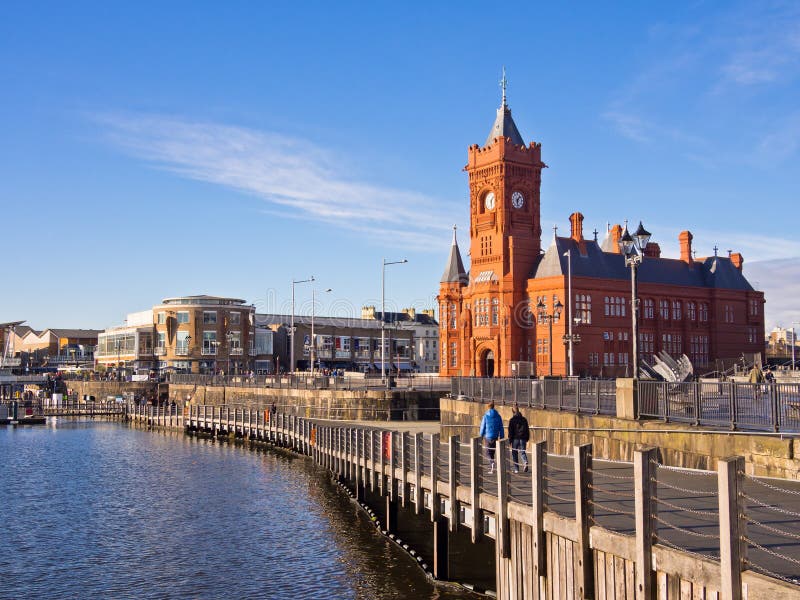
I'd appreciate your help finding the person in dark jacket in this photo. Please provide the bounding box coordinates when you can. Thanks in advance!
[479,401,504,473]
[508,403,530,473]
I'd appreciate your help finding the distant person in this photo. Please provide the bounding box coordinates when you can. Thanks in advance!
[748,364,765,384]
[508,403,530,473]
[765,369,775,383]
[479,402,504,474]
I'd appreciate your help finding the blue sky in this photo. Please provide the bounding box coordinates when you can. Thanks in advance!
[1,1,798,331]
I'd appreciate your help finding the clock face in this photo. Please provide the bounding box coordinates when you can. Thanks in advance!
[484,192,496,211]
[511,191,525,209]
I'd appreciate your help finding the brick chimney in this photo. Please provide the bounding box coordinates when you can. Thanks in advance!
[643,243,661,258]
[609,224,622,254]
[730,252,744,271]
[569,212,584,242]
[679,231,693,263]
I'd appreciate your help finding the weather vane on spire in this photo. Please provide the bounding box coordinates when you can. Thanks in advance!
[500,66,508,108]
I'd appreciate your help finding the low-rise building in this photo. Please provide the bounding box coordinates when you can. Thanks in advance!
[361,306,440,373]
[153,295,257,374]
[95,310,156,375]
[97,295,263,375]
[256,313,415,373]
[11,327,100,369]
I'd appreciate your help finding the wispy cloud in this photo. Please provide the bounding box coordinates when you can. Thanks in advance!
[604,2,800,165]
[719,5,800,87]
[93,112,459,249]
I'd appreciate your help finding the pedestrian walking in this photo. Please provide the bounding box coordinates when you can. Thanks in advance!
[479,401,504,473]
[748,364,765,384]
[508,403,530,473]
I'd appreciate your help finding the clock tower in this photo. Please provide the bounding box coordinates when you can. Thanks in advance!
[439,73,545,377]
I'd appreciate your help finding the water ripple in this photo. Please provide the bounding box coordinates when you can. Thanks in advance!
[0,420,476,599]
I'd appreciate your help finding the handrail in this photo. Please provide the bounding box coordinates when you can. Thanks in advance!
[638,380,800,432]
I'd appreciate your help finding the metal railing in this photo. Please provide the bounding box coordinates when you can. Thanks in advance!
[1,398,127,417]
[450,377,617,415]
[638,380,800,432]
[166,372,452,392]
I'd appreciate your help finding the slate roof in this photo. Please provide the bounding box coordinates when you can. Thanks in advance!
[441,227,468,284]
[532,237,755,291]
[9,324,33,337]
[485,106,526,147]
[256,314,386,330]
[374,311,438,326]
[46,328,104,339]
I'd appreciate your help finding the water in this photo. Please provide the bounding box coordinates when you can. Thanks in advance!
[0,420,478,599]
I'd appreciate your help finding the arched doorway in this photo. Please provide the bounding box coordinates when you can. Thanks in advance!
[484,350,495,378]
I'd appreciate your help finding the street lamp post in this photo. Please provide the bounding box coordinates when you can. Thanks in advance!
[618,221,651,380]
[290,276,314,375]
[185,335,191,375]
[536,298,563,376]
[310,286,332,377]
[115,338,121,381]
[563,249,574,377]
[381,258,408,383]
[225,331,235,375]
[791,322,799,372]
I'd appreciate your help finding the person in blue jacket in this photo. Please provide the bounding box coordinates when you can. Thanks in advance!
[479,401,504,473]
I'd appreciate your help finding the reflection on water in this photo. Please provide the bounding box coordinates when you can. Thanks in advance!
[0,420,478,599]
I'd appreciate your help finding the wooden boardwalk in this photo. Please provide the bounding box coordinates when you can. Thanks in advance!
[160,404,800,599]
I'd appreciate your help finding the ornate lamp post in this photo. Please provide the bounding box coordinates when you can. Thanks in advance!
[618,221,651,379]
[185,335,191,375]
[536,298,563,376]
[225,331,235,375]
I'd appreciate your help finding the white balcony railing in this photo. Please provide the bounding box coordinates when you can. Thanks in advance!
[175,347,189,356]
[154,347,166,356]
[230,347,244,356]
[201,347,217,356]
[48,354,95,364]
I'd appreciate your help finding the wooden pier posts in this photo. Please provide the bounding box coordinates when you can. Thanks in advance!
[386,431,398,533]
[634,447,658,600]
[496,438,510,559]
[531,441,546,587]
[574,443,594,600]
[413,432,423,515]
[448,436,458,531]
[719,456,746,600]
[470,436,481,543]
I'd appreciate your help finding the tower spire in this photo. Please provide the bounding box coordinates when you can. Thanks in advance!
[441,225,467,284]
[500,66,507,108]
[485,68,525,146]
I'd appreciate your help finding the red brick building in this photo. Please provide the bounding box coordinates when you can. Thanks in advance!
[438,90,765,378]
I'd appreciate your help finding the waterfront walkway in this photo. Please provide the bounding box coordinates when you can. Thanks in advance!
[127,403,800,598]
